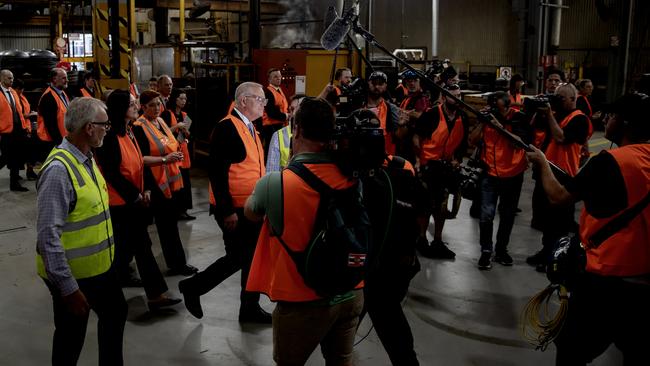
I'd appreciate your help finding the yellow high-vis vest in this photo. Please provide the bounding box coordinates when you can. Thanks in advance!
[278,125,293,169]
[37,147,114,280]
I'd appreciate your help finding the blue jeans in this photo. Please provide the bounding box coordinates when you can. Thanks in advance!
[479,173,524,253]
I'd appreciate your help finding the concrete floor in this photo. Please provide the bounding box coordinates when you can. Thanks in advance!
[0,132,623,365]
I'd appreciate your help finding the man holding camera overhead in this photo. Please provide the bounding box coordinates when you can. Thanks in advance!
[526,82,592,272]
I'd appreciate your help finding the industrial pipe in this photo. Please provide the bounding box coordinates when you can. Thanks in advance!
[549,0,562,48]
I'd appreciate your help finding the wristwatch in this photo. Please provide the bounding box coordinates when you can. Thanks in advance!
[162,157,167,164]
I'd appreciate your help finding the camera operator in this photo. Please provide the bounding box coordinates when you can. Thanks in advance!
[413,84,469,259]
[468,91,531,269]
[527,83,593,272]
[366,71,400,156]
[398,70,431,163]
[526,93,650,365]
[349,109,421,365]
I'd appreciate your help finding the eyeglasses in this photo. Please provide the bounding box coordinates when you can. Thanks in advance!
[244,95,268,106]
[91,121,111,131]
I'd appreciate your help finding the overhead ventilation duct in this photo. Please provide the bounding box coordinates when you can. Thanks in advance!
[189,0,211,19]
[549,0,563,49]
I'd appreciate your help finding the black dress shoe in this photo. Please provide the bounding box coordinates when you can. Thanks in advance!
[148,296,182,311]
[238,306,272,324]
[178,279,203,319]
[168,264,199,277]
[178,212,197,221]
[10,184,29,192]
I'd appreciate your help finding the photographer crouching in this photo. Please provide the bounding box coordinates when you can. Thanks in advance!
[413,84,469,259]
[526,93,650,365]
[526,83,593,271]
[468,91,531,269]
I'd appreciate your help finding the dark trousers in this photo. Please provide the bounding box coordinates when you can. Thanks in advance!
[364,259,420,366]
[150,192,188,270]
[479,173,524,253]
[533,180,575,257]
[111,204,168,298]
[0,131,26,182]
[44,270,127,366]
[554,273,650,365]
[182,208,262,310]
[173,168,193,211]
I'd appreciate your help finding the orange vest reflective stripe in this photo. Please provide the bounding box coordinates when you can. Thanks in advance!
[80,88,94,98]
[578,94,593,118]
[172,111,192,169]
[133,115,183,199]
[420,105,465,165]
[509,93,522,111]
[101,132,145,206]
[208,114,265,208]
[544,110,592,177]
[19,93,31,118]
[37,87,68,142]
[246,163,355,301]
[579,144,650,276]
[481,111,528,178]
[0,87,28,133]
[374,99,396,156]
[262,85,288,126]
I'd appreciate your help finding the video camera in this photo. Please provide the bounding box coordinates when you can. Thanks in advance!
[336,77,367,117]
[332,109,386,177]
[522,94,562,114]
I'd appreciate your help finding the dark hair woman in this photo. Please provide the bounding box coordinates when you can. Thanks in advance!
[132,90,198,276]
[160,88,194,220]
[94,89,181,310]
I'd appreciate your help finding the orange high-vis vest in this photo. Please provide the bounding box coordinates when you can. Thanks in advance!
[19,93,31,115]
[396,84,409,97]
[172,111,192,169]
[419,105,465,165]
[544,110,592,177]
[262,85,288,127]
[578,94,593,118]
[208,114,265,208]
[133,115,183,199]
[246,163,356,302]
[80,88,94,98]
[0,87,29,133]
[334,85,342,96]
[481,111,528,178]
[101,132,145,206]
[374,99,395,156]
[580,144,650,277]
[509,92,522,111]
[37,87,68,142]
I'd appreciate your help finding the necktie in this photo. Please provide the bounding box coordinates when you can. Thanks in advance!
[5,90,15,112]
[248,123,256,139]
[60,92,68,107]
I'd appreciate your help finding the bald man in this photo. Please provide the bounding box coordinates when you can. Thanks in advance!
[0,69,30,191]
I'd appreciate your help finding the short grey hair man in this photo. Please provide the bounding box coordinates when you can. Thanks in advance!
[64,97,107,133]
[235,81,264,108]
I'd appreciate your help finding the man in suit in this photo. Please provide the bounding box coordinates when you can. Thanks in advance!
[37,68,70,151]
[179,82,270,323]
[0,69,30,191]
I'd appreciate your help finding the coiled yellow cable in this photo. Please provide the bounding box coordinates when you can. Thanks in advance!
[520,284,569,351]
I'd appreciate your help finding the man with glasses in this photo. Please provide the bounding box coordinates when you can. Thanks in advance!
[179,82,271,323]
[527,83,592,271]
[37,97,127,366]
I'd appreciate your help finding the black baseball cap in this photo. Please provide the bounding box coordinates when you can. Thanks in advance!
[604,93,649,126]
[369,71,387,83]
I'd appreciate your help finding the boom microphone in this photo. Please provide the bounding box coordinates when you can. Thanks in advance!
[320,7,356,50]
[323,6,338,29]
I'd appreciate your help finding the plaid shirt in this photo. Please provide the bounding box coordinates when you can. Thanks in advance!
[36,138,99,296]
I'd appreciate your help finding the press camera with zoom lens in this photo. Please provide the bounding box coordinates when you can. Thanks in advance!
[332,109,386,177]
[522,94,562,114]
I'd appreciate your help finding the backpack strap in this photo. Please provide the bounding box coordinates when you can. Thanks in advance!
[287,160,335,195]
[590,190,650,248]
[266,171,285,237]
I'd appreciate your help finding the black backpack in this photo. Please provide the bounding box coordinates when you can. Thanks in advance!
[267,160,371,298]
